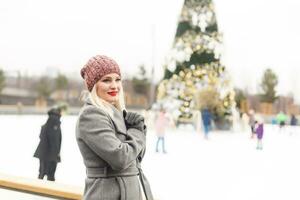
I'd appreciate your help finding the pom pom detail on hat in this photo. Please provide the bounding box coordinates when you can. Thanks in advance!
[81,55,121,91]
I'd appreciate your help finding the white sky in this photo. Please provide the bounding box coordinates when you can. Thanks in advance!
[0,0,183,79]
[1,0,300,102]
[214,0,300,102]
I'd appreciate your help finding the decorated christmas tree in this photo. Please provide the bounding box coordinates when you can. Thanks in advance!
[157,0,235,128]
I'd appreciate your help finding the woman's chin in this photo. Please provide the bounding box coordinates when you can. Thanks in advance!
[108,98,118,105]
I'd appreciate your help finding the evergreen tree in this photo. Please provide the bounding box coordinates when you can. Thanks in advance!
[157,0,235,123]
[260,68,278,103]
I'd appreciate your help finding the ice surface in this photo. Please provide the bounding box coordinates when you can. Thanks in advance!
[0,115,299,200]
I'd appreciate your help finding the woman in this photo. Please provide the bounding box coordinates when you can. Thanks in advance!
[76,55,153,200]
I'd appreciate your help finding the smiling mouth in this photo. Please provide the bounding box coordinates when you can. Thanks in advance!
[107,91,118,96]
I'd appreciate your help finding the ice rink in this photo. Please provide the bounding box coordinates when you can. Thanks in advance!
[0,115,299,200]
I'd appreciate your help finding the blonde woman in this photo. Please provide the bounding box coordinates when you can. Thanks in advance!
[76,55,153,200]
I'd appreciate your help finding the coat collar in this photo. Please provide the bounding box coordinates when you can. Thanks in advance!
[84,95,127,134]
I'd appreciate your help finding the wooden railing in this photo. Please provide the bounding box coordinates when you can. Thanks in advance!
[0,173,83,199]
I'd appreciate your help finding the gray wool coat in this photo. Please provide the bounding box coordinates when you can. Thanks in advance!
[76,97,152,200]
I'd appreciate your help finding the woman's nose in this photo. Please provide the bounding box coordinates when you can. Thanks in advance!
[110,81,117,88]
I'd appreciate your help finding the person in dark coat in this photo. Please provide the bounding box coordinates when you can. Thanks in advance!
[76,55,153,200]
[34,108,62,181]
[201,108,212,139]
[290,114,298,135]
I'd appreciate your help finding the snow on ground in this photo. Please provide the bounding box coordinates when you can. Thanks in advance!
[0,115,299,200]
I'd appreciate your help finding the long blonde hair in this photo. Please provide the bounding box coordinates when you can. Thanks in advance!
[89,83,126,118]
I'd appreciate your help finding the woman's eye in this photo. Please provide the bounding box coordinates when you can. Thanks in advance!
[103,79,110,82]
[116,78,121,82]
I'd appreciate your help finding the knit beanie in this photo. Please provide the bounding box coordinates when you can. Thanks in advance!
[81,55,121,91]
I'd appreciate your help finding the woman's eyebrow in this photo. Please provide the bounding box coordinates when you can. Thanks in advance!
[102,77,112,80]
[102,76,120,80]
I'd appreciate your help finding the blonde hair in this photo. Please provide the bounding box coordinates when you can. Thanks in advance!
[89,83,126,118]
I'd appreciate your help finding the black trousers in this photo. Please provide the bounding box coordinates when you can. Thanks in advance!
[38,160,57,181]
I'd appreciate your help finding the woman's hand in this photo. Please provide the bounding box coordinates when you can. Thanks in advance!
[123,111,146,132]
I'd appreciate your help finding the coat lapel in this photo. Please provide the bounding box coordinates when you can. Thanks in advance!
[110,105,127,135]
[84,96,127,135]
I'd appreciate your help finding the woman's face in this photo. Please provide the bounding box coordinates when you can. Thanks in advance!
[96,73,122,105]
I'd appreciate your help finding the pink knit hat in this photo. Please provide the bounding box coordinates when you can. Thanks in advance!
[81,55,121,91]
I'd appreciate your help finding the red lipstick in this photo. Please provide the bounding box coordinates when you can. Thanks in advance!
[108,91,118,96]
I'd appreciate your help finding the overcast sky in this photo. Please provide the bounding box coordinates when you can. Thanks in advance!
[1,0,300,102]
[0,0,183,78]
[214,0,300,103]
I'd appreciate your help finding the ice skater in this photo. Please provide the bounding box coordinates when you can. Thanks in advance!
[255,116,264,150]
[201,108,212,139]
[155,108,169,153]
[290,114,298,135]
[276,111,287,132]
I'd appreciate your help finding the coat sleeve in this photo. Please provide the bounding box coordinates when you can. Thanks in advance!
[78,107,146,171]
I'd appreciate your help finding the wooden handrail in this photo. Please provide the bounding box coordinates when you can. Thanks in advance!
[0,173,83,199]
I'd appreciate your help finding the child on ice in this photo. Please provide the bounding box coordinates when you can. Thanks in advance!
[155,108,169,153]
[255,116,264,150]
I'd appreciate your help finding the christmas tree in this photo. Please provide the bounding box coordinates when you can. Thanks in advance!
[157,0,235,128]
